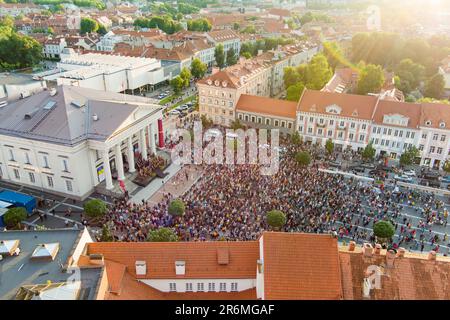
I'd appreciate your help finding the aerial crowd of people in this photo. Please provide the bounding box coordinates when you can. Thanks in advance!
[101,129,450,254]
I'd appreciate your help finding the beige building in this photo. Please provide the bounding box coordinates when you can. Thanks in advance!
[197,58,272,126]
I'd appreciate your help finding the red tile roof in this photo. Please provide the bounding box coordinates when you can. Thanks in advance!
[262,232,343,300]
[297,89,379,120]
[339,248,450,300]
[236,94,297,119]
[87,241,260,279]
[373,100,422,129]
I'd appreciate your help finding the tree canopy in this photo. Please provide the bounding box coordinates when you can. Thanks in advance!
[362,142,376,161]
[168,199,185,217]
[373,220,395,240]
[187,18,211,32]
[286,82,304,102]
[215,44,225,68]
[266,210,286,230]
[424,73,445,99]
[83,199,108,218]
[356,64,385,95]
[400,146,420,166]
[80,17,99,34]
[295,151,311,166]
[3,207,27,229]
[147,227,178,242]
[134,16,183,34]
[226,47,237,66]
[190,58,207,79]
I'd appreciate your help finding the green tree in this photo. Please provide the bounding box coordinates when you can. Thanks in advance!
[147,227,178,242]
[241,52,252,59]
[283,66,301,88]
[97,24,107,35]
[399,146,420,166]
[226,47,237,66]
[325,138,334,155]
[214,44,225,68]
[362,142,376,161]
[373,220,395,243]
[230,119,244,130]
[83,199,108,218]
[424,73,445,99]
[395,59,425,94]
[80,17,99,34]
[0,27,43,70]
[201,114,213,129]
[266,210,286,230]
[170,76,184,94]
[100,224,114,241]
[179,67,191,88]
[187,18,211,31]
[295,151,311,166]
[356,64,385,95]
[0,15,14,28]
[3,207,27,229]
[190,58,207,79]
[323,41,344,70]
[168,199,185,217]
[291,131,302,145]
[286,83,304,102]
[305,54,332,90]
[233,22,240,31]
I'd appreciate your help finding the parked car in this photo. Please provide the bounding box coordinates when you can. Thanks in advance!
[349,165,365,173]
[442,175,450,184]
[177,104,189,111]
[394,174,413,183]
[428,180,441,188]
[178,111,188,118]
[403,169,416,177]
[168,109,180,115]
[361,162,376,170]
[328,161,341,169]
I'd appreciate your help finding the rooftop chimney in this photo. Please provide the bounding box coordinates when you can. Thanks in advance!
[397,247,406,258]
[135,260,146,276]
[374,244,382,255]
[428,251,437,261]
[348,241,356,251]
[386,249,396,268]
[362,243,373,257]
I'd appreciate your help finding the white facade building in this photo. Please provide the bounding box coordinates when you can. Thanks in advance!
[44,50,167,93]
[0,86,164,199]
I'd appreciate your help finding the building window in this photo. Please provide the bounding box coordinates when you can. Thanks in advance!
[29,172,35,183]
[47,176,54,188]
[169,283,176,292]
[327,130,332,137]
[251,116,256,123]
[186,283,193,292]
[25,153,31,164]
[13,168,20,180]
[299,126,303,132]
[299,116,303,121]
[208,283,215,292]
[377,128,381,134]
[362,124,366,130]
[245,115,249,122]
[43,155,50,168]
[350,122,355,129]
[375,138,379,145]
[197,283,204,292]
[308,127,313,134]
[274,120,279,127]
[288,122,292,129]
[349,133,354,140]
[433,134,438,141]
[65,180,73,192]
[265,119,270,125]
[422,133,427,139]
[329,120,334,125]
[231,283,238,292]
[430,146,435,153]
[318,128,323,135]
[338,132,343,138]
[219,283,226,292]
[281,121,286,128]
[388,129,392,136]
[437,147,443,154]
[441,135,446,142]
[419,144,424,151]
[309,117,314,123]
[340,121,344,127]
[238,114,243,120]
[359,134,365,142]
[62,159,69,172]
[8,149,14,161]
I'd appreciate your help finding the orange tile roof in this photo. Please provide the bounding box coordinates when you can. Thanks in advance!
[105,260,126,294]
[420,102,450,129]
[236,94,297,119]
[373,100,422,129]
[262,232,343,300]
[297,89,379,120]
[107,271,257,300]
[339,249,450,300]
[87,241,259,279]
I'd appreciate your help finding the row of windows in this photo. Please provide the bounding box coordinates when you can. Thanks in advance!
[169,282,238,292]
[426,146,444,154]
[201,90,233,99]
[422,133,447,142]
[201,106,234,116]
[374,139,412,150]
[373,127,415,139]
[10,168,73,192]
[238,114,293,129]
[201,97,234,108]
[6,149,70,172]
[299,126,365,142]
[298,116,368,130]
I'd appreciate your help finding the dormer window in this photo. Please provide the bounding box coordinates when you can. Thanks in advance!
[439,121,446,128]
[425,120,432,126]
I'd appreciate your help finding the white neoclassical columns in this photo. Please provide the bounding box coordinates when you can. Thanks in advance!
[115,144,125,181]
[140,128,148,160]
[127,136,135,173]
[102,149,113,190]
[149,123,157,155]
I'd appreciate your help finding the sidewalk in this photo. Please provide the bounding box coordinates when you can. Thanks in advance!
[130,162,182,204]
